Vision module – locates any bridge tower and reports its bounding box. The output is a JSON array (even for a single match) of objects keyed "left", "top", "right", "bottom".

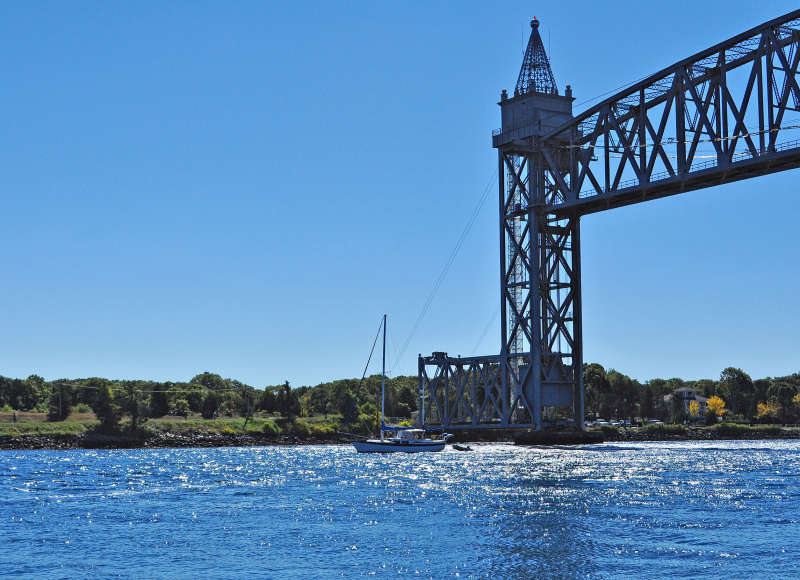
[
  {"left": 492, "top": 18, "right": 582, "bottom": 431},
  {"left": 419, "top": 9, "right": 800, "bottom": 433}
]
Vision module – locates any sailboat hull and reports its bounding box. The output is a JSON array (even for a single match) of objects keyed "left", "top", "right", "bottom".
[{"left": 352, "top": 440, "right": 445, "bottom": 453}]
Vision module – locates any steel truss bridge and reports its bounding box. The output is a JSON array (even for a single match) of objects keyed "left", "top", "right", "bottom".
[{"left": 418, "top": 10, "right": 800, "bottom": 431}]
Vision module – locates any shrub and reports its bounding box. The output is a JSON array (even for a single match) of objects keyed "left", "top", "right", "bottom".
[
  {"left": 640, "top": 423, "right": 687, "bottom": 437},
  {"left": 355, "top": 413, "right": 377, "bottom": 435},
  {"left": 290, "top": 421, "right": 310, "bottom": 438},
  {"left": 309, "top": 423, "right": 337, "bottom": 439},
  {"left": 262, "top": 420, "right": 281, "bottom": 438},
  {"left": 711, "top": 423, "right": 782, "bottom": 438},
  {"left": 595, "top": 425, "right": 620, "bottom": 438}
]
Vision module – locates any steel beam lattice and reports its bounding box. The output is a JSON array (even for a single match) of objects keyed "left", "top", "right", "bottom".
[
  {"left": 420, "top": 10, "right": 800, "bottom": 432},
  {"left": 523, "top": 11, "right": 800, "bottom": 216}
]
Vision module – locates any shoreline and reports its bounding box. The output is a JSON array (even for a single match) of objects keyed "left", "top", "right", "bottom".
[
  {"left": 3, "top": 425, "right": 800, "bottom": 450},
  {"left": 0, "top": 432, "right": 339, "bottom": 451}
]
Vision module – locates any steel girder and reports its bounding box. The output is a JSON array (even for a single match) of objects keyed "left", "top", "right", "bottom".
[
  {"left": 418, "top": 353, "right": 513, "bottom": 429},
  {"left": 419, "top": 10, "right": 800, "bottom": 433},
  {"left": 538, "top": 10, "right": 800, "bottom": 216},
  {"left": 498, "top": 148, "right": 584, "bottom": 431}
]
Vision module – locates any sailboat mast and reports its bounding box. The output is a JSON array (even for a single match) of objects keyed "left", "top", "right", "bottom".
[{"left": 380, "top": 314, "right": 386, "bottom": 442}]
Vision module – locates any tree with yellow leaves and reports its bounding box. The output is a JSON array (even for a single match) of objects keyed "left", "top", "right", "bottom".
[
  {"left": 706, "top": 395, "right": 726, "bottom": 418},
  {"left": 756, "top": 399, "right": 781, "bottom": 422},
  {"left": 688, "top": 400, "right": 700, "bottom": 417}
]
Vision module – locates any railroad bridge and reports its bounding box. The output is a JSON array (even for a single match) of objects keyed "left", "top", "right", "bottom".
[{"left": 418, "top": 10, "right": 800, "bottom": 431}]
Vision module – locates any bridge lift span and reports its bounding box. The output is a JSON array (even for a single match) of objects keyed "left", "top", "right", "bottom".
[{"left": 418, "top": 10, "right": 800, "bottom": 432}]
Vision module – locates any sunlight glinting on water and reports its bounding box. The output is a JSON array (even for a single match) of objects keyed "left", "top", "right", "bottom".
[{"left": 3, "top": 441, "right": 800, "bottom": 578}]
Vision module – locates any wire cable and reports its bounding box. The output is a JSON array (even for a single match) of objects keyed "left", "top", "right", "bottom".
[
  {"left": 390, "top": 170, "right": 496, "bottom": 375},
  {"left": 470, "top": 309, "right": 499, "bottom": 355}
]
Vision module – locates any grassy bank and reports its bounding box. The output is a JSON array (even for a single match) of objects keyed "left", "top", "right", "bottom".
[
  {"left": 0, "top": 411, "right": 345, "bottom": 443},
  {"left": 4, "top": 413, "right": 800, "bottom": 450}
]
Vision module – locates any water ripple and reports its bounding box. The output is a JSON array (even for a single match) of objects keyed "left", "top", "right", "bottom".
[{"left": 1, "top": 441, "right": 800, "bottom": 577}]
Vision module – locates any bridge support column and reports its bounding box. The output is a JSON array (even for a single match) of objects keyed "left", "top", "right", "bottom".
[
  {"left": 496, "top": 150, "right": 584, "bottom": 430},
  {"left": 529, "top": 150, "right": 583, "bottom": 429}
]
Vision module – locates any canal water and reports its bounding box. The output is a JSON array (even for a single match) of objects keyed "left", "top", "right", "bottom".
[{"left": 2, "top": 441, "right": 799, "bottom": 578}]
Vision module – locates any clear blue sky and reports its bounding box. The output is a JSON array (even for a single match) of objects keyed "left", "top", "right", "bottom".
[{"left": 1, "top": 1, "right": 798, "bottom": 387}]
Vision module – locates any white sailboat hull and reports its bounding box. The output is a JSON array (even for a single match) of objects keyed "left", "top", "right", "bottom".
[{"left": 352, "top": 440, "right": 445, "bottom": 453}]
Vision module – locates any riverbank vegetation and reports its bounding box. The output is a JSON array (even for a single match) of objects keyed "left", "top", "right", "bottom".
[
  {"left": 1, "top": 364, "right": 799, "bottom": 442},
  {"left": 583, "top": 364, "right": 800, "bottom": 425},
  {"left": 0, "top": 371, "right": 417, "bottom": 439}
]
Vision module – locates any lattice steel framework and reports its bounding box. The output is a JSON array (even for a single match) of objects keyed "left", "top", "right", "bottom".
[
  {"left": 420, "top": 10, "right": 800, "bottom": 431},
  {"left": 532, "top": 10, "right": 800, "bottom": 214},
  {"left": 516, "top": 17, "right": 558, "bottom": 96}
]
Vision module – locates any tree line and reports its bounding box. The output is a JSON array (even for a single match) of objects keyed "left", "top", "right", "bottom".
[
  {"left": 2, "top": 364, "right": 798, "bottom": 431},
  {"left": 584, "top": 364, "right": 800, "bottom": 424},
  {"left": 0, "top": 371, "right": 419, "bottom": 433}
]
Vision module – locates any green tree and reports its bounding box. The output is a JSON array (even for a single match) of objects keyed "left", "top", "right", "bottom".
[
  {"left": 583, "top": 363, "right": 610, "bottom": 418},
  {"left": 182, "top": 383, "right": 206, "bottom": 412},
  {"left": 190, "top": 372, "right": 229, "bottom": 391},
  {"left": 767, "top": 381, "right": 797, "bottom": 423},
  {"left": 21, "top": 374, "right": 49, "bottom": 411},
  {"left": 718, "top": 367, "right": 755, "bottom": 418},
  {"left": 47, "top": 382, "right": 73, "bottom": 421},
  {"left": 172, "top": 398, "right": 190, "bottom": 418},
  {"left": 277, "top": 381, "right": 300, "bottom": 421},
  {"left": 694, "top": 379, "right": 717, "bottom": 399},
  {"left": 90, "top": 379, "right": 121, "bottom": 432},
  {"left": 607, "top": 370, "right": 639, "bottom": 422},
  {"left": 202, "top": 392, "right": 220, "bottom": 419},
  {"left": 753, "top": 378, "right": 771, "bottom": 408},
  {"left": 671, "top": 393, "right": 687, "bottom": 424},
  {"left": 149, "top": 388, "right": 169, "bottom": 417},
  {"left": 260, "top": 387, "right": 278, "bottom": 413},
  {"left": 639, "top": 384, "right": 655, "bottom": 420},
  {"left": 119, "top": 381, "right": 147, "bottom": 432}
]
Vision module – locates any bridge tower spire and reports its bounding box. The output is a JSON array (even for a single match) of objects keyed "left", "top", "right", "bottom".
[
  {"left": 516, "top": 17, "right": 558, "bottom": 96},
  {"left": 492, "top": 16, "right": 582, "bottom": 432}
]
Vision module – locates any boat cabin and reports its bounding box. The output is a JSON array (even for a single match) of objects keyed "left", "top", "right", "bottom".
[{"left": 390, "top": 429, "right": 426, "bottom": 442}]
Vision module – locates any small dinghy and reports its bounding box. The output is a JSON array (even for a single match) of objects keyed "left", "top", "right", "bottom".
[{"left": 452, "top": 444, "right": 472, "bottom": 452}]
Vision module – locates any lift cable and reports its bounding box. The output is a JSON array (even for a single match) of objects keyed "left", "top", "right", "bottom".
[
  {"left": 389, "top": 170, "right": 497, "bottom": 375},
  {"left": 470, "top": 308, "right": 500, "bottom": 355}
]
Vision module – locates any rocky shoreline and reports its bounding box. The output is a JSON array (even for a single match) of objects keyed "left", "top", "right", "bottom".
[
  {"left": 0, "top": 432, "right": 339, "bottom": 451},
  {"left": 596, "top": 426, "right": 800, "bottom": 442},
  {"left": 3, "top": 424, "right": 800, "bottom": 450}
]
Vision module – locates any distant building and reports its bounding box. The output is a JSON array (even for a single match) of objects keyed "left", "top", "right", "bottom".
[{"left": 663, "top": 386, "right": 708, "bottom": 415}]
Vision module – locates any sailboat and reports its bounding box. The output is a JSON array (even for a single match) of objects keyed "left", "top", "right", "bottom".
[{"left": 352, "top": 315, "right": 451, "bottom": 453}]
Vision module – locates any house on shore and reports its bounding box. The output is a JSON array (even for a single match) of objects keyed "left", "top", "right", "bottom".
[{"left": 663, "top": 386, "right": 708, "bottom": 415}]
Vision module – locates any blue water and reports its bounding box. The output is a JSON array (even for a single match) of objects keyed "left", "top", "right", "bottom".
[{"left": 2, "top": 441, "right": 800, "bottom": 578}]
